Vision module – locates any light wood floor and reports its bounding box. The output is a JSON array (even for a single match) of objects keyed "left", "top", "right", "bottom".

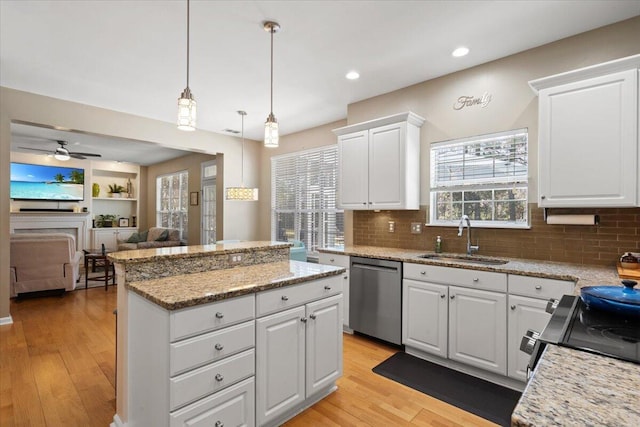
[{"left": 1, "top": 288, "right": 495, "bottom": 427}]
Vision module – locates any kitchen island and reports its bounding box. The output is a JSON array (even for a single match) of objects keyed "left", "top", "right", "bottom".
[{"left": 108, "top": 241, "right": 345, "bottom": 427}]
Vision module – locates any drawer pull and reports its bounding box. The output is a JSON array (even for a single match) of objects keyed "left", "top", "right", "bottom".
[
  {"left": 344, "top": 275, "right": 348, "bottom": 280},
  {"left": 535, "top": 285, "right": 542, "bottom": 290},
  {"left": 324, "top": 285, "right": 332, "bottom": 290},
  {"left": 214, "top": 343, "right": 224, "bottom": 351},
  {"left": 215, "top": 312, "right": 224, "bottom": 319},
  {"left": 281, "top": 296, "right": 289, "bottom": 301},
  {"left": 420, "top": 271, "right": 426, "bottom": 275},
  {"left": 473, "top": 278, "right": 479, "bottom": 282},
  {"left": 215, "top": 421, "right": 224, "bottom": 427},
  {"left": 309, "top": 313, "right": 317, "bottom": 320},
  {"left": 330, "top": 258, "right": 335, "bottom": 262},
  {"left": 215, "top": 373, "right": 224, "bottom": 382},
  {"left": 300, "top": 317, "right": 307, "bottom": 323}
]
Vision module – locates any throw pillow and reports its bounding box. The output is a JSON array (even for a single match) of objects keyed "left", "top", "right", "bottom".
[
  {"left": 126, "top": 232, "right": 141, "bottom": 243},
  {"left": 155, "top": 229, "right": 169, "bottom": 242},
  {"left": 139, "top": 230, "right": 149, "bottom": 242}
]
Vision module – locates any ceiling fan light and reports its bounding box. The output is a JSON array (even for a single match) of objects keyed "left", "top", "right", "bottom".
[
  {"left": 54, "top": 152, "right": 70, "bottom": 161},
  {"left": 177, "top": 88, "right": 197, "bottom": 131},
  {"left": 264, "top": 113, "right": 279, "bottom": 148}
]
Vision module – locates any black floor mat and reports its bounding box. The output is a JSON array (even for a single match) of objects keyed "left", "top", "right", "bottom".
[{"left": 372, "top": 352, "right": 521, "bottom": 426}]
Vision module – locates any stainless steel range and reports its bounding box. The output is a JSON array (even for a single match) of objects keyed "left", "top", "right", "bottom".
[{"left": 522, "top": 294, "right": 640, "bottom": 378}]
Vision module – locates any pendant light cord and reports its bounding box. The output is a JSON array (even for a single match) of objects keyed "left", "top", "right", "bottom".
[
  {"left": 186, "top": 0, "right": 190, "bottom": 89},
  {"left": 241, "top": 112, "right": 245, "bottom": 186},
  {"left": 270, "top": 26, "right": 274, "bottom": 115}
]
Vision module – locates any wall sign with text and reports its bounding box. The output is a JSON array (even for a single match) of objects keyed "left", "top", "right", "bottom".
[{"left": 453, "top": 92, "right": 492, "bottom": 110}]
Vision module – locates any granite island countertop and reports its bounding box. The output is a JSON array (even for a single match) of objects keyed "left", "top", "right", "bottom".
[
  {"left": 126, "top": 260, "right": 345, "bottom": 310},
  {"left": 511, "top": 345, "right": 640, "bottom": 426},
  {"left": 319, "top": 245, "right": 622, "bottom": 290}
]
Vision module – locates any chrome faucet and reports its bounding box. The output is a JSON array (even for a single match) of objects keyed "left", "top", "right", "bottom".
[{"left": 458, "top": 215, "right": 479, "bottom": 255}]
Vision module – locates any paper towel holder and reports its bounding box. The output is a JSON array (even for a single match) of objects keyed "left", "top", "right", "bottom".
[{"left": 543, "top": 208, "right": 599, "bottom": 225}]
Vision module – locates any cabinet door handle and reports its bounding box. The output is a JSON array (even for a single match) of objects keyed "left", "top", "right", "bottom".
[
  {"left": 362, "top": 202, "right": 367, "bottom": 205},
  {"left": 535, "top": 285, "right": 542, "bottom": 290},
  {"left": 511, "top": 305, "right": 517, "bottom": 310},
  {"left": 343, "top": 275, "right": 348, "bottom": 280},
  {"left": 300, "top": 317, "right": 307, "bottom": 323},
  {"left": 309, "top": 313, "right": 317, "bottom": 320},
  {"left": 281, "top": 296, "right": 289, "bottom": 301},
  {"left": 215, "top": 312, "right": 224, "bottom": 319},
  {"left": 214, "top": 343, "right": 224, "bottom": 351},
  {"left": 450, "top": 295, "right": 455, "bottom": 300},
  {"left": 541, "top": 195, "right": 546, "bottom": 200},
  {"left": 324, "top": 285, "right": 332, "bottom": 290},
  {"left": 215, "top": 421, "right": 224, "bottom": 427},
  {"left": 215, "top": 373, "right": 224, "bottom": 382},
  {"left": 440, "top": 294, "right": 446, "bottom": 299}
]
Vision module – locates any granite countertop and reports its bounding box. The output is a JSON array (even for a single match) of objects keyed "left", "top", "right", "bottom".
[
  {"left": 126, "top": 260, "right": 345, "bottom": 310},
  {"left": 511, "top": 345, "right": 640, "bottom": 426},
  {"left": 319, "top": 245, "right": 622, "bottom": 290},
  {"left": 109, "top": 240, "right": 292, "bottom": 264}
]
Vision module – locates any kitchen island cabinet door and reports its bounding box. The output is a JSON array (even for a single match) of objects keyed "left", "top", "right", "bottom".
[
  {"left": 507, "top": 295, "right": 550, "bottom": 382},
  {"left": 402, "top": 279, "right": 448, "bottom": 358},
  {"left": 538, "top": 68, "right": 638, "bottom": 207},
  {"left": 256, "top": 306, "right": 306, "bottom": 426},
  {"left": 305, "top": 295, "right": 343, "bottom": 398},
  {"left": 448, "top": 286, "right": 507, "bottom": 375}
]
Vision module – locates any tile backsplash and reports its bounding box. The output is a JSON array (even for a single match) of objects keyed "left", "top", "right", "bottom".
[{"left": 353, "top": 205, "right": 640, "bottom": 267}]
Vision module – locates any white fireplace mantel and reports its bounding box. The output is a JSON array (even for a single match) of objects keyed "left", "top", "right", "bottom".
[{"left": 10, "top": 212, "right": 91, "bottom": 251}]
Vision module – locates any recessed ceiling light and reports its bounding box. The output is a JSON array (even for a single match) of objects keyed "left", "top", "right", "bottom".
[
  {"left": 346, "top": 71, "right": 360, "bottom": 80},
  {"left": 452, "top": 47, "right": 469, "bottom": 57}
]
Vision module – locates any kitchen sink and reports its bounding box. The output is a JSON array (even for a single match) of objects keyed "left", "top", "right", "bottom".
[{"left": 417, "top": 254, "right": 509, "bottom": 266}]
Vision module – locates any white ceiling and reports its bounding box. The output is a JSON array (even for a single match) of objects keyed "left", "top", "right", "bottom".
[{"left": 2, "top": 0, "right": 639, "bottom": 162}]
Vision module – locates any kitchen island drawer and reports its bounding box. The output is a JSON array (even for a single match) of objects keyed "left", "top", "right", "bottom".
[
  {"left": 256, "top": 275, "right": 342, "bottom": 317},
  {"left": 404, "top": 262, "right": 507, "bottom": 292},
  {"left": 170, "top": 294, "right": 255, "bottom": 342},
  {"left": 170, "top": 320, "right": 255, "bottom": 376},
  {"left": 508, "top": 275, "right": 575, "bottom": 300},
  {"left": 170, "top": 348, "right": 255, "bottom": 411},
  {"left": 318, "top": 253, "right": 350, "bottom": 268},
  {"left": 170, "top": 376, "right": 255, "bottom": 427}
]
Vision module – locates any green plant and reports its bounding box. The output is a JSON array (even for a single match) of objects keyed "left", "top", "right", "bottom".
[
  {"left": 97, "top": 214, "right": 118, "bottom": 227},
  {"left": 108, "top": 183, "right": 125, "bottom": 193}
]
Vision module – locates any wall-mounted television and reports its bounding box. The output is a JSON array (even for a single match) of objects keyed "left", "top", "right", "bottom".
[{"left": 10, "top": 162, "right": 85, "bottom": 201}]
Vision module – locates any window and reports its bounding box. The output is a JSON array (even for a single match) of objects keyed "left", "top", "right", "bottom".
[
  {"left": 156, "top": 170, "right": 189, "bottom": 240},
  {"left": 271, "top": 146, "right": 344, "bottom": 254},
  {"left": 430, "top": 128, "right": 528, "bottom": 228}
]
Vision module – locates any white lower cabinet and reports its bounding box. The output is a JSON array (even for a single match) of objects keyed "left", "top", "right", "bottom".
[
  {"left": 507, "top": 275, "right": 574, "bottom": 381},
  {"left": 91, "top": 227, "right": 136, "bottom": 251},
  {"left": 256, "top": 278, "right": 342, "bottom": 427},
  {"left": 317, "top": 253, "right": 351, "bottom": 330},
  {"left": 402, "top": 279, "right": 448, "bottom": 358},
  {"left": 448, "top": 286, "right": 507, "bottom": 375}
]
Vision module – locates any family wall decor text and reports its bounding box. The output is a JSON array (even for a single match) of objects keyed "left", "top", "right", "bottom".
[{"left": 453, "top": 91, "right": 492, "bottom": 110}]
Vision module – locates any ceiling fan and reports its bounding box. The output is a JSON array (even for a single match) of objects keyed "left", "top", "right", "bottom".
[{"left": 19, "top": 140, "right": 102, "bottom": 160}]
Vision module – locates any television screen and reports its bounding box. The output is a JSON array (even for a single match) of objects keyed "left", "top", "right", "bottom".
[{"left": 10, "top": 162, "right": 85, "bottom": 201}]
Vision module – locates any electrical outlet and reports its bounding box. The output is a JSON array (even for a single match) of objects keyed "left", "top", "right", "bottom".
[
  {"left": 411, "top": 222, "right": 422, "bottom": 234},
  {"left": 228, "top": 253, "right": 242, "bottom": 264},
  {"left": 388, "top": 221, "right": 395, "bottom": 233}
]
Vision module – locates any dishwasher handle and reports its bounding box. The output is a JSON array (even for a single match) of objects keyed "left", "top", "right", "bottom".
[{"left": 351, "top": 262, "right": 399, "bottom": 273}]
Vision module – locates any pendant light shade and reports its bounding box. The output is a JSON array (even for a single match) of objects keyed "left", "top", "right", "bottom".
[
  {"left": 177, "top": 0, "right": 196, "bottom": 131},
  {"left": 263, "top": 21, "right": 280, "bottom": 148},
  {"left": 225, "top": 111, "right": 259, "bottom": 201}
]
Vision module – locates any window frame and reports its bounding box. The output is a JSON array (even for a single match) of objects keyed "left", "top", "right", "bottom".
[
  {"left": 156, "top": 169, "right": 189, "bottom": 240},
  {"left": 429, "top": 128, "right": 529, "bottom": 229},
  {"left": 271, "top": 145, "right": 344, "bottom": 255}
]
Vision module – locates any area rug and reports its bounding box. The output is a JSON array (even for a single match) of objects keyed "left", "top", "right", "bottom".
[{"left": 372, "top": 352, "right": 521, "bottom": 426}]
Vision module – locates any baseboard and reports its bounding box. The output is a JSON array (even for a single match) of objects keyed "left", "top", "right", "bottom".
[{"left": 0, "top": 315, "right": 14, "bottom": 326}]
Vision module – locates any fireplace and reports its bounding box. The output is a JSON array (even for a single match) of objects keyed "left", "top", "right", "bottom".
[{"left": 10, "top": 212, "right": 91, "bottom": 251}]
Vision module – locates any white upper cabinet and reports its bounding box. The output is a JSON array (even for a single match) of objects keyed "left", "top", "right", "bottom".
[
  {"left": 530, "top": 55, "right": 640, "bottom": 207},
  {"left": 334, "top": 112, "right": 424, "bottom": 210}
]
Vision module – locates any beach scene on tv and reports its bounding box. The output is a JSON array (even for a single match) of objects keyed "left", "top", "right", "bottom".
[{"left": 10, "top": 163, "right": 85, "bottom": 201}]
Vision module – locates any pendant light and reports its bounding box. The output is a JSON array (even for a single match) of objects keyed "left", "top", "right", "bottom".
[
  {"left": 263, "top": 21, "right": 280, "bottom": 148},
  {"left": 177, "top": 0, "right": 196, "bottom": 131},
  {"left": 225, "top": 111, "right": 259, "bottom": 201}
]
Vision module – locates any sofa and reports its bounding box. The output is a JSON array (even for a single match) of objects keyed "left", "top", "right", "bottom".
[
  {"left": 10, "top": 233, "right": 82, "bottom": 297},
  {"left": 117, "top": 227, "right": 181, "bottom": 250}
]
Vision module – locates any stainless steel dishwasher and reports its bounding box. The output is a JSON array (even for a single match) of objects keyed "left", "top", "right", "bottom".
[{"left": 349, "top": 256, "right": 402, "bottom": 345}]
